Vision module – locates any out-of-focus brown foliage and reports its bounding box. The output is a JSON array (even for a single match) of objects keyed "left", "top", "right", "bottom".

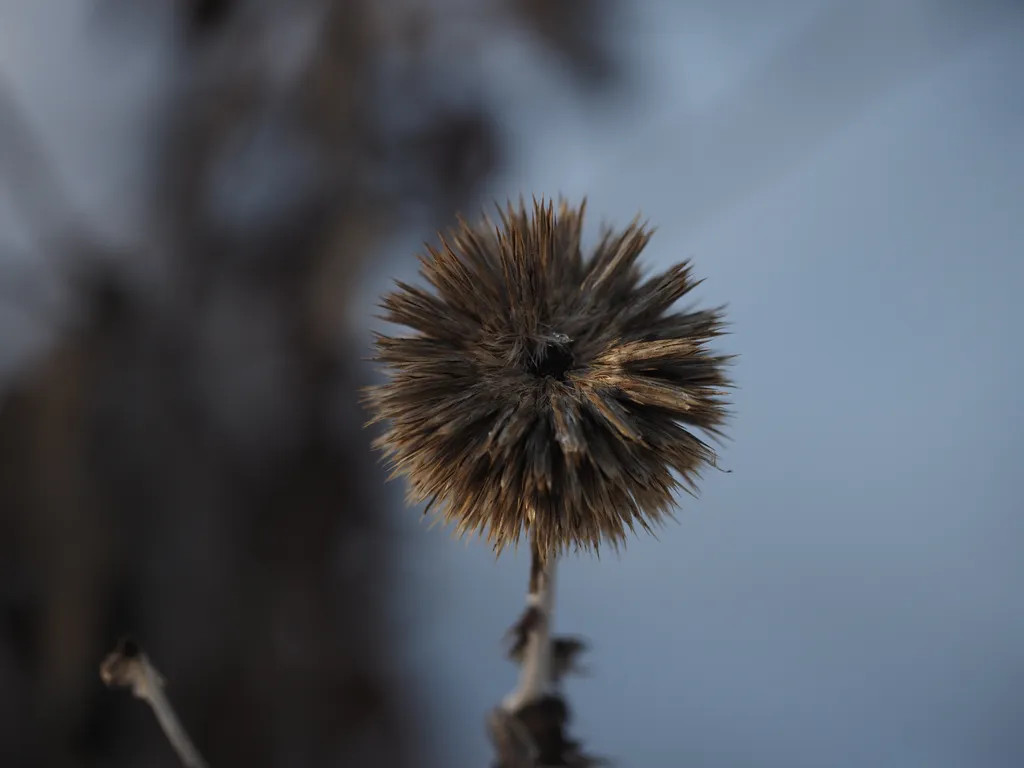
[
  {"left": 506, "top": 0, "right": 619, "bottom": 90},
  {"left": 0, "top": 1, "right": 620, "bottom": 767}
]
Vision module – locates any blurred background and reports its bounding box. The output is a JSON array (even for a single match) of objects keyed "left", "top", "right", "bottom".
[{"left": 0, "top": 1, "right": 1022, "bottom": 767}]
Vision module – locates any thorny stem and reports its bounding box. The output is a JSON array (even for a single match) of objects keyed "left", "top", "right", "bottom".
[
  {"left": 503, "top": 539, "right": 557, "bottom": 712},
  {"left": 100, "top": 639, "right": 209, "bottom": 768}
]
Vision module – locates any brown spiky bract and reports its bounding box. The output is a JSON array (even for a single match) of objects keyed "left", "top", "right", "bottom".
[{"left": 366, "top": 198, "right": 732, "bottom": 555}]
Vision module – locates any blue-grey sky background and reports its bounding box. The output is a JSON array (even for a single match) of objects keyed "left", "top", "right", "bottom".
[
  {"left": 381, "top": 4, "right": 1024, "bottom": 767},
  {"left": 1, "top": 2, "right": 1022, "bottom": 767}
]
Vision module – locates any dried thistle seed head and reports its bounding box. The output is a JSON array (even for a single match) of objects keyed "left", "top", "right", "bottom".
[{"left": 365, "top": 197, "right": 732, "bottom": 555}]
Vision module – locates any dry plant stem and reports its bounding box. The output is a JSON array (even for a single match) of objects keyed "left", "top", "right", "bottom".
[
  {"left": 100, "top": 641, "right": 209, "bottom": 768},
  {"left": 141, "top": 671, "right": 208, "bottom": 768},
  {"left": 503, "top": 540, "right": 557, "bottom": 712}
]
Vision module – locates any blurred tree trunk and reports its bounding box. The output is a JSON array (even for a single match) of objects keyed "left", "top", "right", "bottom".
[{"left": 0, "top": 1, "right": 619, "bottom": 766}]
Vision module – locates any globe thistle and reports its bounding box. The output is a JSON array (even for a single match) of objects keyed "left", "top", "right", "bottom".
[{"left": 366, "top": 197, "right": 731, "bottom": 556}]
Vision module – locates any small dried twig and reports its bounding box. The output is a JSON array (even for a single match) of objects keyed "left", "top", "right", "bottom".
[{"left": 99, "top": 638, "right": 209, "bottom": 768}]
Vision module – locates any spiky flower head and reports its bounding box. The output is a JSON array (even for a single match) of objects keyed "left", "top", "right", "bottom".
[{"left": 366, "top": 198, "right": 731, "bottom": 555}]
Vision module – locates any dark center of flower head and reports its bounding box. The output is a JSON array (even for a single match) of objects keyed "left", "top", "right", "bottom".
[{"left": 525, "top": 333, "right": 575, "bottom": 381}]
